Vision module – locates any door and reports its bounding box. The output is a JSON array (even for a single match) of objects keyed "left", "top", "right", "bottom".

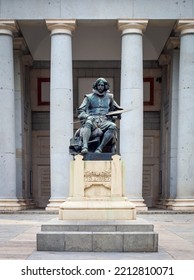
[
  {"left": 143, "top": 130, "right": 160, "bottom": 207},
  {"left": 32, "top": 131, "right": 50, "bottom": 208}
]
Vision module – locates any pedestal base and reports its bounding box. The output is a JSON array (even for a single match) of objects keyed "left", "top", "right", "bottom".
[
  {"left": 59, "top": 198, "right": 136, "bottom": 220},
  {"left": 37, "top": 219, "right": 158, "bottom": 252},
  {"left": 37, "top": 154, "right": 158, "bottom": 252}
]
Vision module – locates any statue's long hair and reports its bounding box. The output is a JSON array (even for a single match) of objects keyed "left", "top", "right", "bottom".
[{"left": 92, "top": 77, "right": 110, "bottom": 91}]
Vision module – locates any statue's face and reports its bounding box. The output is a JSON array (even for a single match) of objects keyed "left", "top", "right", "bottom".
[{"left": 97, "top": 81, "right": 105, "bottom": 94}]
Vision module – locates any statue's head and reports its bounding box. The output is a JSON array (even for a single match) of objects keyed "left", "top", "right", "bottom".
[{"left": 93, "top": 78, "right": 110, "bottom": 95}]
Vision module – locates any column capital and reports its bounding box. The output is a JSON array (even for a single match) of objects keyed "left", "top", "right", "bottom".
[
  {"left": 22, "top": 54, "right": 33, "bottom": 66},
  {"left": 13, "top": 37, "right": 27, "bottom": 51},
  {"left": 176, "top": 20, "right": 194, "bottom": 35},
  {"left": 46, "top": 19, "right": 76, "bottom": 35},
  {"left": 166, "top": 37, "right": 180, "bottom": 50},
  {"left": 0, "top": 20, "right": 18, "bottom": 36},
  {"left": 118, "top": 19, "right": 148, "bottom": 35},
  {"left": 159, "top": 54, "right": 171, "bottom": 66}
]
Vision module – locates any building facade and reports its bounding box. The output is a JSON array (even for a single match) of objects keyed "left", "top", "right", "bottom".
[{"left": 0, "top": 0, "right": 194, "bottom": 211}]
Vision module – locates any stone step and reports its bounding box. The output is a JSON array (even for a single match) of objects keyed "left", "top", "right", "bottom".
[
  {"left": 37, "top": 231, "right": 158, "bottom": 252},
  {"left": 41, "top": 223, "right": 154, "bottom": 232}
]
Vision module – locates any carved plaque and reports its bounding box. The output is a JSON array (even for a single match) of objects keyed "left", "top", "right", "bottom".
[{"left": 84, "top": 168, "right": 111, "bottom": 197}]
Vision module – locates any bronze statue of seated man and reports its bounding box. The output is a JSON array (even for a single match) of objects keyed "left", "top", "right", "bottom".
[{"left": 69, "top": 77, "right": 123, "bottom": 155}]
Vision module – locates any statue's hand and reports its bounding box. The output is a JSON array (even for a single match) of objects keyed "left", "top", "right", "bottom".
[
  {"left": 87, "top": 116, "right": 95, "bottom": 122},
  {"left": 78, "top": 112, "right": 88, "bottom": 120}
]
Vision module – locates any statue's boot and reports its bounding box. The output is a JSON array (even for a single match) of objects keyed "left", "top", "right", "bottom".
[
  {"left": 81, "top": 126, "right": 91, "bottom": 154},
  {"left": 95, "top": 129, "right": 115, "bottom": 153}
]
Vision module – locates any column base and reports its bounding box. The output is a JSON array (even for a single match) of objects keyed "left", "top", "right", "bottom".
[
  {"left": 0, "top": 198, "right": 35, "bottom": 211},
  {"left": 127, "top": 198, "right": 148, "bottom": 211},
  {"left": 46, "top": 198, "right": 65, "bottom": 211},
  {"left": 158, "top": 199, "right": 194, "bottom": 211}
]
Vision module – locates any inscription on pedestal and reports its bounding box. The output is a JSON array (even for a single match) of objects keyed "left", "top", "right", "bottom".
[
  {"left": 84, "top": 168, "right": 111, "bottom": 197},
  {"left": 84, "top": 169, "right": 111, "bottom": 182}
]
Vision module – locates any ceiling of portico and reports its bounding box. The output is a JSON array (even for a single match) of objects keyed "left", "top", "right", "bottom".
[{"left": 17, "top": 19, "right": 176, "bottom": 61}]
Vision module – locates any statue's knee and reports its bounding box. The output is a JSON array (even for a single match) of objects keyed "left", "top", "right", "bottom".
[
  {"left": 84, "top": 120, "right": 93, "bottom": 129},
  {"left": 109, "top": 123, "right": 117, "bottom": 130}
]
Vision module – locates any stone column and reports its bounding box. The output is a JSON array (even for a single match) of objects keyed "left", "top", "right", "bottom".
[
  {"left": 46, "top": 20, "right": 76, "bottom": 210},
  {"left": 13, "top": 39, "right": 27, "bottom": 201},
  {"left": 156, "top": 54, "right": 169, "bottom": 207},
  {"left": 0, "top": 21, "right": 22, "bottom": 210},
  {"left": 118, "top": 20, "right": 148, "bottom": 210},
  {"left": 172, "top": 20, "right": 194, "bottom": 210},
  {"left": 13, "top": 39, "right": 33, "bottom": 209},
  {"left": 160, "top": 39, "right": 180, "bottom": 209},
  {"left": 21, "top": 54, "right": 33, "bottom": 203}
]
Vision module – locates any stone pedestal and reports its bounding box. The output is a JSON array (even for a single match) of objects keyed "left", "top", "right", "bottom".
[
  {"left": 37, "top": 154, "right": 158, "bottom": 252},
  {"left": 59, "top": 154, "right": 136, "bottom": 220}
]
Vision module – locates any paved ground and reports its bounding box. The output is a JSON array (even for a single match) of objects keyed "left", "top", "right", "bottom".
[{"left": 0, "top": 210, "right": 194, "bottom": 260}]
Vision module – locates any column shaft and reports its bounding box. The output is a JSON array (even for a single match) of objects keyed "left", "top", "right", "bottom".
[
  {"left": 177, "top": 22, "right": 194, "bottom": 198},
  {"left": 169, "top": 20, "right": 194, "bottom": 210},
  {"left": 168, "top": 50, "right": 179, "bottom": 198},
  {"left": 157, "top": 48, "right": 179, "bottom": 209},
  {"left": 118, "top": 20, "right": 148, "bottom": 210},
  {"left": 46, "top": 20, "right": 76, "bottom": 210},
  {"left": 0, "top": 26, "right": 16, "bottom": 199},
  {"left": 14, "top": 49, "right": 24, "bottom": 198}
]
